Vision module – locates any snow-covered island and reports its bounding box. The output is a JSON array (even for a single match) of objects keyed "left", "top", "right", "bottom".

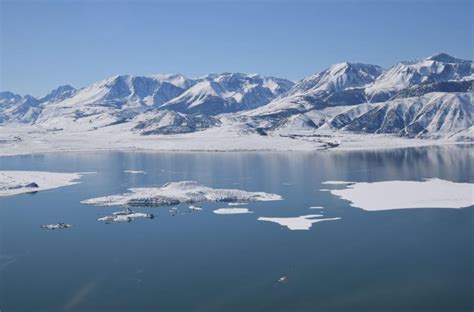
[
  {"left": 41, "top": 223, "right": 71, "bottom": 230},
  {"left": 97, "top": 208, "right": 155, "bottom": 223},
  {"left": 81, "top": 181, "right": 282, "bottom": 207},
  {"left": 323, "top": 178, "right": 474, "bottom": 211},
  {"left": 0, "top": 171, "right": 84, "bottom": 197}
]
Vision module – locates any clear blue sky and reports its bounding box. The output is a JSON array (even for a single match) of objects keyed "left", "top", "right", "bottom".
[{"left": 1, "top": 0, "right": 472, "bottom": 96}]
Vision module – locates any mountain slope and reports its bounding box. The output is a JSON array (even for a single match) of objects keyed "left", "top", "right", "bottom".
[
  {"left": 246, "top": 63, "right": 383, "bottom": 116},
  {"left": 132, "top": 110, "right": 220, "bottom": 135},
  {"left": 326, "top": 92, "right": 472, "bottom": 138},
  {"left": 0, "top": 92, "right": 41, "bottom": 124}
]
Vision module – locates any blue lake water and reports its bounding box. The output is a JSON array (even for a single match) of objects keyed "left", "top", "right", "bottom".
[{"left": 0, "top": 146, "right": 472, "bottom": 311}]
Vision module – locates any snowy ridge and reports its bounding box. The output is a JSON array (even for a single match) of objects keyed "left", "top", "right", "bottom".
[
  {"left": 161, "top": 73, "right": 294, "bottom": 115},
  {"left": 365, "top": 53, "right": 473, "bottom": 102},
  {"left": 287, "top": 62, "right": 383, "bottom": 96}
]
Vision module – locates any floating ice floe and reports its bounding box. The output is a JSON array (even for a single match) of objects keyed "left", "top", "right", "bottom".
[
  {"left": 277, "top": 276, "right": 287, "bottom": 283},
  {"left": 41, "top": 223, "right": 71, "bottom": 230},
  {"left": 227, "top": 202, "right": 247, "bottom": 206},
  {"left": 213, "top": 208, "right": 253, "bottom": 214},
  {"left": 322, "top": 181, "right": 354, "bottom": 185},
  {"left": 0, "top": 171, "right": 84, "bottom": 197},
  {"left": 309, "top": 206, "right": 324, "bottom": 209},
  {"left": 189, "top": 205, "right": 203, "bottom": 211},
  {"left": 82, "top": 181, "right": 282, "bottom": 207},
  {"left": 98, "top": 208, "right": 154, "bottom": 223},
  {"left": 324, "top": 178, "right": 474, "bottom": 211},
  {"left": 124, "top": 170, "right": 146, "bottom": 174},
  {"left": 98, "top": 215, "right": 132, "bottom": 223},
  {"left": 258, "top": 214, "right": 341, "bottom": 230}
]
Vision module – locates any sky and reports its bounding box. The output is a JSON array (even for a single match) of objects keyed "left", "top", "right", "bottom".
[{"left": 1, "top": 0, "right": 472, "bottom": 96}]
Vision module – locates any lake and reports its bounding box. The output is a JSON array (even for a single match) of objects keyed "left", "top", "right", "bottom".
[{"left": 0, "top": 146, "right": 472, "bottom": 312}]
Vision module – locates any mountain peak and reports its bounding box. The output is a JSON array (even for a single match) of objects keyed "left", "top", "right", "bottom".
[
  {"left": 0, "top": 91, "right": 22, "bottom": 101},
  {"left": 289, "top": 62, "right": 383, "bottom": 96},
  {"left": 427, "top": 53, "right": 466, "bottom": 63},
  {"left": 40, "top": 84, "right": 77, "bottom": 103},
  {"left": 51, "top": 85, "right": 76, "bottom": 94},
  {"left": 328, "top": 62, "right": 383, "bottom": 74}
]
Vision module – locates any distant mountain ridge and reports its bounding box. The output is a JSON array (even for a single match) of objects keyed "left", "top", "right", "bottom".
[{"left": 1, "top": 53, "right": 472, "bottom": 140}]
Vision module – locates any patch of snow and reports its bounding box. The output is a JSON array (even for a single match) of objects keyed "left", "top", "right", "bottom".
[
  {"left": 81, "top": 181, "right": 282, "bottom": 207},
  {"left": 325, "top": 178, "right": 474, "bottom": 211},
  {"left": 258, "top": 214, "right": 341, "bottom": 230},
  {"left": 0, "top": 171, "right": 83, "bottom": 197},
  {"left": 213, "top": 208, "right": 253, "bottom": 214}
]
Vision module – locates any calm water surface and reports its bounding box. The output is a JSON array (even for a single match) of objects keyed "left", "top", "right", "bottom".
[{"left": 0, "top": 146, "right": 472, "bottom": 312}]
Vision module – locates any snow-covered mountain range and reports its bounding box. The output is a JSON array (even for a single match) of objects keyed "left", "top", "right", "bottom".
[{"left": 1, "top": 53, "right": 472, "bottom": 148}]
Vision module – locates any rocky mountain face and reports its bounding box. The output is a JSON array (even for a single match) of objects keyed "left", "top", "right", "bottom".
[
  {"left": 1, "top": 53, "right": 472, "bottom": 140},
  {"left": 132, "top": 110, "right": 220, "bottom": 135},
  {"left": 326, "top": 92, "right": 472, "bottom": 138}
]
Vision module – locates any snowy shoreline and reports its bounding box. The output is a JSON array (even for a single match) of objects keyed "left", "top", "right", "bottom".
[{"left": 0, "top": 124, "right": 471, "bottom": 157}]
